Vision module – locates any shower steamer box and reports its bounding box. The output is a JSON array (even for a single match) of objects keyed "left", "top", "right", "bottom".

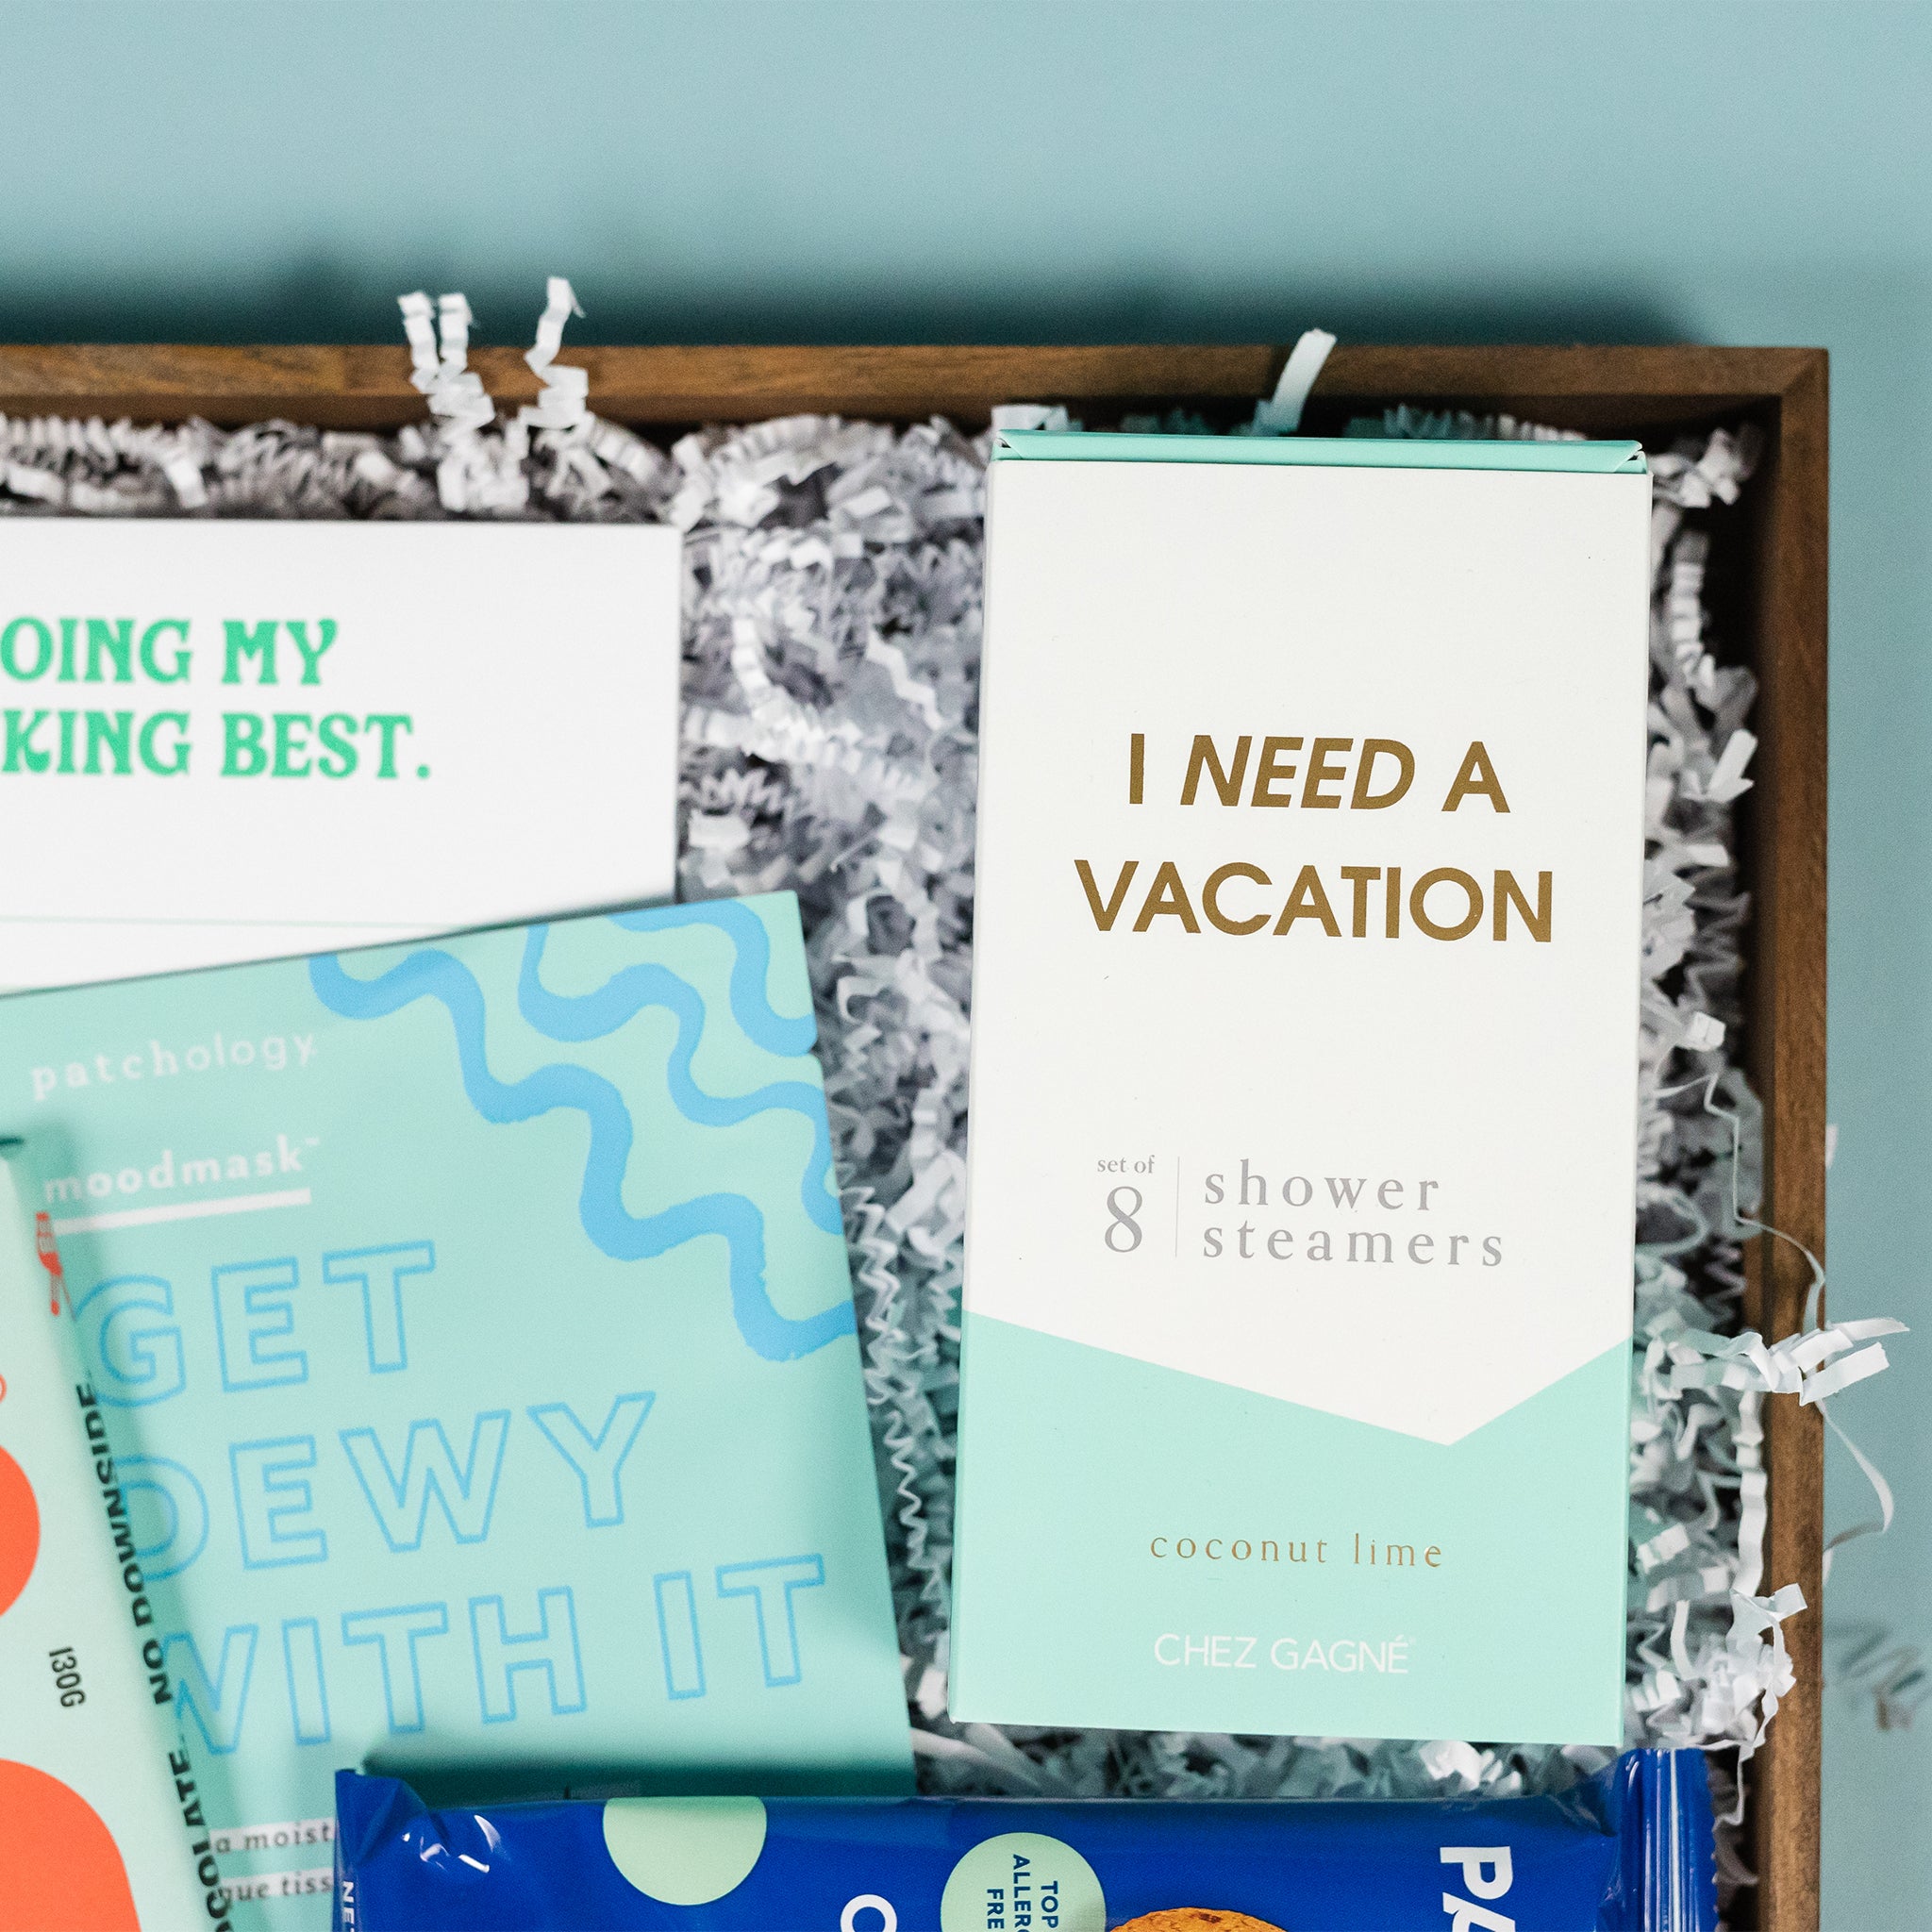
[{"left": 951, "top": 430, "right": 1653, "bottom": 1746}]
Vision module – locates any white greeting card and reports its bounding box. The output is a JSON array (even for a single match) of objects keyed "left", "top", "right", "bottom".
[{"left": 0, "top": 520, "right": 680, "bottom": 990}]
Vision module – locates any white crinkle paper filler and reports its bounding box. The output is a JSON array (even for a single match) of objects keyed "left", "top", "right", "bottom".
[{"left": 0, "top": 304, "right": 1906, "bottom": 1878}]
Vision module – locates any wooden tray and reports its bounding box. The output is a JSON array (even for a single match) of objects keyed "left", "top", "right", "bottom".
[{"left": 0, "top": 341, "right": 1829, "bottom": 1930}]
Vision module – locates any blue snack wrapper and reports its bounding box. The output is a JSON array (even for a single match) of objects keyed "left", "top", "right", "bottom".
[{"left": 333, "top": 1749, "right": 1715, "bottom": 1931}]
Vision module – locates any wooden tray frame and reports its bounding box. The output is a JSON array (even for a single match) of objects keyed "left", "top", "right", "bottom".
[{"left": 0, "top": 341, "right": 1828, "bottom": 1930}]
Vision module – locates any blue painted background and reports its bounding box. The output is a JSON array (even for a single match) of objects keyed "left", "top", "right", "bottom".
[{"left": 4, "top": 0, "right": 1927, "bottom": 1920}]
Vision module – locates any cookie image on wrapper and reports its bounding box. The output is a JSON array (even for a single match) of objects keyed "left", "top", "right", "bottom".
[{"left": 1116, "top": 1912, "right": 1288, "bottom": 1932}]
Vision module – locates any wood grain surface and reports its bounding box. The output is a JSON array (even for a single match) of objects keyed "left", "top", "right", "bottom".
[
  {"left": 0, "top": 340, "right": 1826, "bottom": 432},
  {"left": 0, "top": 341, "right": 1830, "bottom": 1930}
]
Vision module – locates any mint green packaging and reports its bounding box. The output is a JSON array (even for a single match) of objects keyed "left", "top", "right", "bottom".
[
  {"left": 0, "top": 895, "right": 910, "bottom": 1930},
  {"left": 952, "top": 432, "right": 1649, "bottom": 1745}
]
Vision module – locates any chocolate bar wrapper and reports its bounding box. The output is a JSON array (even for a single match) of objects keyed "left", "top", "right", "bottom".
[{"left": 0, "top": 1152, "right": 224, "bottom": 1929}]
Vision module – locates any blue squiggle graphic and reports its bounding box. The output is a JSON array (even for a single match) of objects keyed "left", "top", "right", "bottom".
[
  {"left": 515, "top": 926, "right": 841, "bottom": 1237},
  {"left": 610, "top": 900, "right": 816, "bottom": 1057},
  {"left": 308, "top": 950, "right": 853, "bottom": 1362}
]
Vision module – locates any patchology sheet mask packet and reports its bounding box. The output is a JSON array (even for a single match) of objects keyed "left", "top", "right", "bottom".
[
  {"left": 951, "top": 432, "right": 1652, "bottom": 1746},
  {"left": 0, "top": 520, "right": 680, "bottom": 991},
  {"left": 0, "top": 893, "right": 910, "bottom": 1930},
  {"left": 0, "top": 1158, "right": 218, "bottom": 1931}
]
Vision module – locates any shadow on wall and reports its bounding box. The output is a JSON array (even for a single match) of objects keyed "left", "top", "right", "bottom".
[{"left": 0, "top": 256, "right": 1693, "bottom": 349}]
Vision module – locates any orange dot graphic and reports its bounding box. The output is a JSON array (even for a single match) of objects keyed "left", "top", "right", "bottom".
[
  {"left": 0, "top": 1444, "right": 39, "bottom": 1617},
  {"left": 0, "top": 1761, "right": 142, "bottom": 1931}
]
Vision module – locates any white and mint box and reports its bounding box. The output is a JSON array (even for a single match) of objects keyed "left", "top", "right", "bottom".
[
  {"left": 951, "top": 431, "right": 1653, "bottom": 1745},
  {"left": 0, "top": 893, "right": 910, "bottom": 1929}
]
